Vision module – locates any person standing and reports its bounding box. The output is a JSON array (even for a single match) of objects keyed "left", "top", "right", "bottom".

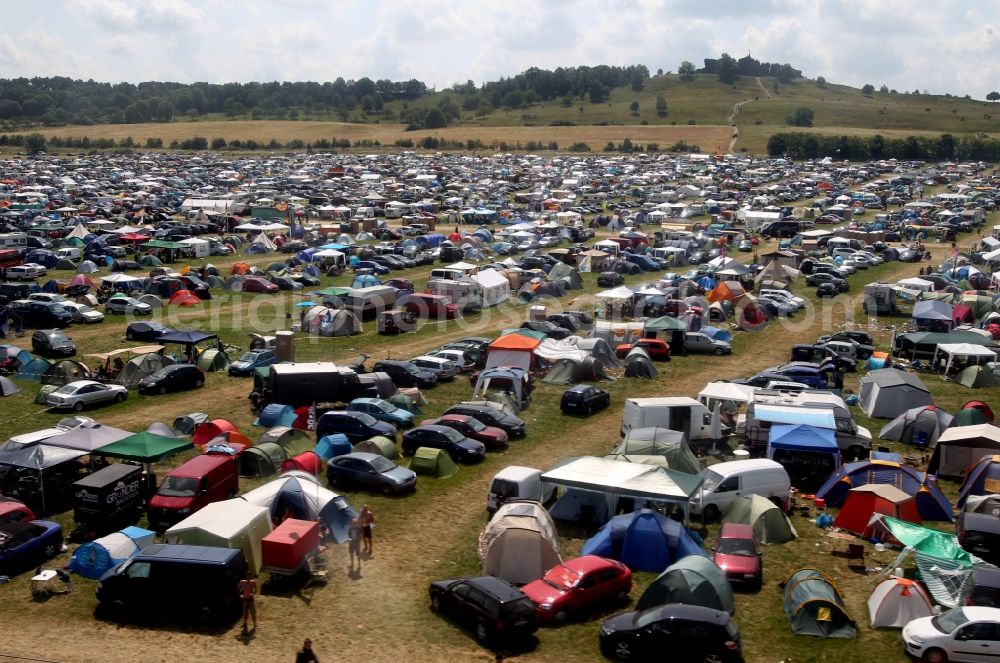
[
  {"left": 359, "top": 504, "right": 375, "bottom": 555},
  {"left": 296, "top": 638, "right": 319, "bottom": 663},
  {"left": 348, "top": 518, "right": 363, "bottom": 571},
  {"left": 238, "top": 571, "right": 258, "bottom": 632}
]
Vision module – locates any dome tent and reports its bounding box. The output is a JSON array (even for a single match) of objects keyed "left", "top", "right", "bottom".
[
  {"left": 581, "top": 509, "right": 707, "bottom": 573},
  {"left": 636, "top": 555, "right": 734, "bottom": 613},
  {"left": 781, "top": 568, "right": 856, "bottom": 638},
  {"left": 956, "top": 454, "right": 1000, "bottom": 507},
  {"left": 353, "top": 436, "right": 398, "bottom": 459},
  {"left": 238, "top": 442, "right": 288, "bottom": 478},
  {"left": 257, "top": 426, "right": 313, "bottom": 457},
  {"left": 68, "top": 526, "right": 155, "bottom": 579},
  {"left": 867, "top": 576, "right": 933, "bottom": 628},
  {"left": 192, "top": 419, "right": 239, "bottom": 446},
  {"left": 315, "top": 434, "right": 352, "bottom": 461},
  {"left": 878, "top": 405, "right": 954, "bottom": 447},
  {"left": 240, "top": 471, "right": 357, "bottom": 544},
  {"left": 410, "top": 446, "right": 458, "bottom": 478},
  {"left": 721, "top": 494, "right": 797, "bottom": 544},
  {"left": 478, "top": 501, "right": 561, "bottom": 584}
]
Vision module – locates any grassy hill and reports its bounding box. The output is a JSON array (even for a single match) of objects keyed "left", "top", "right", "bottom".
[{"left": 20, "top": 73, "right": 1000, "bottom": 154}]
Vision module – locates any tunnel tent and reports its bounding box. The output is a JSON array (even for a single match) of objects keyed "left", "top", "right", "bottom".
[
  {"left": 781, "top": 568, "right": 857, "bottom": 638},
  {"left": 257, "top": 426, "right": 313, "bottom": 457},
  {"left": 409, "top": 447, "right": 458, "bottom": 478},
  {"left": 191, "top": 419, "right": 239, "bottom": 446},
  {"left": 238, "top": 442, "right": 287, "bottom": 478},
  {"left": 353, "top": 436, "right": 398, "bottom": 459},
  {"left": 623, "top": 348, "right": 657, "bottom": 379},
  {"left": 636, "top": 554, "right": 734, "bottom": 613},
  {"left": 612, "top": 428, "right": 700, "bottom": 475}
]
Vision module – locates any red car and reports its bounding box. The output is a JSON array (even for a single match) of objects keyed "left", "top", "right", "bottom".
[
  {"left": 0, "top": 496, "right": 35, "bottom": 526},
  {"left": 614, "top": 338, "right": 670, "bottom": 361},
  {"left": 420, "top": 414, "right": 508, "bottom": 449},
  {"left": 522, "top": 555, "right": 632, "bottom": 622},
  {"left": 242, "top": 277, "right": 279, "bottom": 293},
  {"left": 711, "top": 523, "right": 762, "bottom": 590}
]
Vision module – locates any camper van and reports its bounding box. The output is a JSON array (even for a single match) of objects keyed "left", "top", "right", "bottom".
[
  {"left": 745, "top": 390, "right": 872, "bottom": 460},
  {"left": 345, "top": 285, "right": 396, "bottom": 319},
  {"left": 691, "top": 459, "right": 791, "bottom": 520},
  {"left": 863, "top": 282, "right": 897, "bottom": 314},
  {"left": 619, "top": 397, "right": 724, "bottom": 443},
  {"left": 487, "top": 466, "right": 557, "bottom": 515},
  {"left": 0, "top": 232, "right": 28, "bottom": 249},
  {"left": 424, "top": 278, "right": 483, "bottom": 312},
  {"left": 55, "top": 247, "right": 82, "bottom": 261}
]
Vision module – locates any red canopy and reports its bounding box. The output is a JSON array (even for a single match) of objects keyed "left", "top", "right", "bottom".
[{"left": 119, "top": 233, "right": 151, "bottom": 242}]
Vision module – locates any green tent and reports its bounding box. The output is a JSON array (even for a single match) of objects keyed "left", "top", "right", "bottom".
[
  {"left": 353, "top": 436, "right": 398, "bottom": 460},
  {"left": 612, "top": 429, "right": 700, "bottom": 475},
  {"left": 388, "top": 394, "right": 421, "bottom": 415},
  {"left": 238, "top": 441, "right": 287, "bottom": 478},
  {"left": 96, "top": 432, "right": 192, "bottom": 463},
  {"left": 257, "top": 426, "right": 312, "bottom": 456},
  {"left": 644, "top": 315, "right": 687, "bottom": 331},
  {"left": 782, "top": 568, "right": 856, "bottom": 638},
  {"left": 953, "top": 408, "right": 989, "bottom": 427},
  {"left": 197, "top": 348, "right": 230, "bottom": 372},
  {"left": 409, "top": 447, "right": 457, "bottom": 478},
  {"left": 722, "top": 494, "right": 797, "bottom": 544},
  {"left": 637, "top": 555, "right": 734, "bottom": 612},
  {"left": 138, "top": 255, "right": 163, "bottom": 267},
  {"left": 956, "top": 365, "right": 1000, "bottom": 388},
  {"left": 34, "top": 385, "right": 59, "bottom": 405}
]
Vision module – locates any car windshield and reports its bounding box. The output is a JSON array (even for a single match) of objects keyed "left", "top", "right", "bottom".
[
  {"left": 53, "top": 384, "right": 79, "bottom": 395},
  {"left": 376, "top": 401, "right": 397, "bottom": 413},
  {"left": 353, "top": 413, "right": 377, "bottom": 426},
  {"left": 151, "top": 367, "right": 176, "bottom": 379},
  {"left": 700, "top": 469, "right": 725, "bottom": 492},
  {"left": 635, "top": 606, "right": 668, "bottom": 628},
  {"left": 931, "top": 608, "right": 969, "bottom": 633},
  {"left": 77, "top": 305, "right": 94, "bottom": 313},
  {"left": 157, "top": 476, "right": 197, "bottom": 497},
  {"left": 48, "top": 331, "right": 69, "bottom": 343},
  {"left": 50, "top": 305, "right": 67, "bottom": 314},
  {"left": 716, "top": 538, "right": 756, "bottom": 556},
  {"left": 369, "top": 456, "right": 395, "bottom": 473},
  {"left": 238, "top": 352, "right": 260, "bottom": 362},
  {"left": 441, "top": 427, "right": 465, "bottom": 442}
]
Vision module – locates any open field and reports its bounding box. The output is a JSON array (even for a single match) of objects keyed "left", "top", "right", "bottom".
[{"left": 0, "top": 212, "right": 993, "bottom": 663}]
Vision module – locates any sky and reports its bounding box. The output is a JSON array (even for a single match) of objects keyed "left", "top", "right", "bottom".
[{"left": 2, "top": 0, "right": 999, "bottom": 98}]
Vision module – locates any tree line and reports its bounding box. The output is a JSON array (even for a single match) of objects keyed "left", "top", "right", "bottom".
[{"left": 765, "top": 131, "right": 1000, "bottom": 160}]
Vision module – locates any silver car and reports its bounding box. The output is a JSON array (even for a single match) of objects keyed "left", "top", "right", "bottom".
[
  {"left": 61, "top": 302, "right": 105, "bottom": 324},
  {"left": 105, "top": 296, "right": 152, "bottom": 315},
  {"left": 47, "top": 380, "right": 128, "bottom": 411}
]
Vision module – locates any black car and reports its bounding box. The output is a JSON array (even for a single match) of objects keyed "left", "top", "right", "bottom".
[
  {"left": 401, "top": 425, "right": 486, "bottom": 462},
  {"left": 805, "top": 272, "right": 849, "bottom": 291},
  {"left": 31, "top": 329, "right": 76, "bottom": 358},
  {"left": 371, "top": 360, "right": 438, "bottom": 389},
  {"left": 958, "top": 566, "right": 1000, "bottom": 608},
  {"left": 520, "top": 320, "right": 571, "bottom": 340},
  {"left": 429, "top": 576, "right": 538, "bottom": 643},
  {"left": 597, "top": 271, "right": 625, "bottom": 287},
  {"left": 325, "top": 452, "right": 417, "bottom": 495},
  {"left": 138, "top": 364, "right": 205, "bottom": 395},
  {"left": 816, "top": 330, "right": 875, "bottom": 350},
  {"left": 443, "top": 403, "right": 526, "bottom": 438},
  {"left": 9, "top": 300, "right": 73, "bottom": 328},
  {"left": 315, "top": 410, "right": 397, "bottom": 444},
  {"left": 957, "top": 512, "right": 1000, "bottom": 566},
  {"left": 599, "top": 603, "right": 743, "bottom": 662},
  {"left": 0, "top": 282, "right": 33, "bottom": 305},
  {"left": 816, "top": 282, "right": 839, "bottom": 298},
  {"left": 560, "top": 384, "right": 611, "bottom": 415},
  {"left": 125, "top": 321, "right": 174, "bottom": 342}
]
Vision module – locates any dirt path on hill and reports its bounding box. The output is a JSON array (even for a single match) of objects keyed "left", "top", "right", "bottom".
[{"left": 727, "top": 78, "right": 774, "bottom": 152}]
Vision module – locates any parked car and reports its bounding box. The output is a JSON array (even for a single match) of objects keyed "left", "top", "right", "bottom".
[
  {"left": 597, "top": 271, "right": 625, "bottom": 287},
  {"left": 560, "top": 384, "right": 611, "bottom": 415},
  {"left": 353, "top": 261, "right": 390, "bottom": 275},
  {"left": 711, "top": 523, "right": 762, "bottom": 590},
  {"left": 0, "top": 497, "right": 35, "bottom": 526},
  {"left": 805, "top": 272, "right": 849, "bottom": 292},
  {"left": 32, "top": 329, "right": 76, "bottom": 358},
  {"left": 46, "top": 380, "right": 128, "bottom": 411},
  {"left": 684, "top": 332, "right": 731, "bottom": 355},
  {"left": 105, "top": 296, "right": 152, "bottom": 315},
  {"left": 125, "top": 321, "right": 174, "bottom": 342},
  {"left": 326, "top": 452, "right": 417, "bottom": 495},
  {"left": 409, "top": 355, "right": 462, "bottom": 380},
  {"left": 520, "top": 320, "right": 571, "bottom": 340},
  {"left": 227, "top": 349, "right": 279, "bottom": 377},
  {"left": 241, "top": 277, "right": 279, "bottom": 293},
  {"left": 737, "top": 239, "right": 753, "bottom": 252},
  {"left": 60, "top": 301, "right": 104, "bottom": 324},
  {"left": 0, "top": 520, "right": 63, "bottom": 574},
  {"left": 402, "top": 425, "right": 486, "bottom": 462},
  {"left": 763, "top": 362, "right": 832, "bottom": 388},
  {"left": 138, "top": 364, "right": 205, "bottom": 395},
  {"left": 958, "top": 566, "right": 1000, "bottom": 609},
  {"left": 6, "top": 264, "right": 47, "bottom": 280},
  {"left": 419, "top": 415, "right": 508, "bottom": 449},
  {"left": 429, "top": 576, "right": 538, "bottom": 643},
  {"left": 522, "top": 555, "right": 632, "bottom": 623},
  {"left": 315, "top": 411, "right": 397, "bottom": 444},
  {"left": 428, "top": 348, "right": 476, "bottom": 372},
  {"left": 957, "top": 512, "right": 1000, "bottom": 566},
  {"left": 615, "top": 338, "right": 670, "bottom": 361},
  {"left": 902, "top": 606, "right": 1000, "bottom": 663},
  {"left": 9, "top": 300, "right": 74, "bottom": 328},
  {"left": 599, "top": 603, "right": 744, "bottom": 662},
  {"left": 371, "top": 359, "right": 438, "bottom": 389},
  {"left": 816, "top": 282, "right": 840, "bottom": 298},
  {"left": 443, "top": 403, "right": 526, "bottom": 438},
  {"left": 347, "top": 397, "right": 415, "bottom": 428}
]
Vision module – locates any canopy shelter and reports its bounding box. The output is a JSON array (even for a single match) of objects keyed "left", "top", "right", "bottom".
[
  {"left": 156, "top": 331, "right": 219, "bottom": 358},
  {"left": 0, "top": 443, "right": 87, "bottom": 514},
  {"left": 933, "top": 343, "right": 997, "bottom": 374},
  {"left": 96, "top": 432, "right": 192, "bottom": 467},
  {"left": 928, "top": 424, "right": 1000, "bottom": 477},
  {"left": 485, "top": 332, "right": 541, "bottom": 371},
  {"left": 239, "top": 471, "right": 357, "bottom": 545},
  {"left": 782, "top": 568, "right": 856, "bottom": 638},
  {"left": 166, "top": 499, "right": 273, "bottom": 574},
  {"left": 767, "top": 424, "right": 840, "bottom": 489},
  {"left": 43, "top": 424, "right": 133, "bottom": 453},
  {"left": 912, "top": 299, "right": 954, "bottom": 332},
  {"left": 636, "top": 555, "right": 734, "bottom": 613},
  {"left": 541, "top": 456, "right": 701, "bottom": 522}
]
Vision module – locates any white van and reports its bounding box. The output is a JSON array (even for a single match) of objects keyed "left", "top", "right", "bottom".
[
  {"left": 55, "top": 247, "right": 82, "bottom": 261},
  {"left": 487, "top": 466, "right": 556, "bottom": 515},
  {"left": 691, "top": 458, "right": 791, "bottom": 520},
  {"left": 620, "top": 397, "right": 722, "bottom": 442}
]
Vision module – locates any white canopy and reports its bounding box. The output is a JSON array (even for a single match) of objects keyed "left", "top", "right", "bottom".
[
  {"left": 100, "top": 273, "right": 143, "bottom": 284},
  {"left": 934, "top": 343, "right": 998, "bottom": 373},
  {"left": 595, "top": 286, "right": 636, "bottom": 301},
  {"left": 541, "top": 456, "right": 700, "bottom": 503}
]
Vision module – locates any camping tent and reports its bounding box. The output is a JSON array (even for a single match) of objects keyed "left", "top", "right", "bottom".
[
  {"left": 965, "top": 493, "right": 1000, "bottom": 515},
  {"left": 410, "top": 447, "right": 458, "bottom": 478},
  {"left": 239, "top": 471, "right": 357, "bottom": 545},
  {"left": 833, "top": 484, "right": 921, "bottom": 536},
  {"left": 879, "top": 405, "right": 954, "bottom": 447},
  {"left": 767, "top": 424, "right": 841, "bottom": 474},
  {"left": 816, "top": 459, "right": 952, "bottom": 521},
  {"left": 867, "top": 577, "right": 934, "bottom": 628},
  {"left": 623, "top": 348, "right": 657, "bottom": 379},
  {"left": 957, "top": 454, "right": 1000, "bottom": 507},
  {"left": 858, "top": 369, "right": 933, "bottom": 418},
  {"left": 782, "top": 568, "right": 856, "bottom": 638},
  {"left": 165, "top": 499, "right": 273, "bottom": 574},
  {"left": 302, "top": 306, "right": 362, "bottom": 337},
  {"left": 0, "top": 375, "right": 19, "bottom": 396},
  {"left": 257, "top": 426, "right": 312, "bottom": 457},
  {"left": 68, "top": 526, "right": 155, "bottom": 579},
  {"left": 117, "top": 352, "right": 174, "bottom": 389},
  {"left": 192, "top": 419, "right": 239, "bottom": 446},
  {"left": 956, "top": 365, "right": 1000, "bottom": 388},
  {"left": 471, "top": 268, "right": 512, "bottom": 306},
  {"left": 485, "top": 333, "right": 541, "bottom": 371},
  {"left": 929, "top": 424, "right": 1000, "bottom": 477},
  {"left": 612, "top": 428, "right": 700, "bottom": 475},
  {"left": 239, "top": 442, "right": 287, "bottom": 478},
  {"left": 581, "top": 509, "right": 707, "bottom": 573},
  {"left": 315, "top": 434, "right": 352, "bottom": 461},
  {"left": 478, "top": 501, "right": 561, "bottom": 584},
  {"left": 721, "top": 494, "right": 797, "bottom": 544},
  {"left": 636, "top": 555, "right": 734, "bottom": 613},
  {"left": 41, "top": 359, "right": 91, "bottom": 386}
]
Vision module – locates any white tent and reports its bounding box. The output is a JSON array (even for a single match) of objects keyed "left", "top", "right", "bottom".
[
  {"left": 251, "top": 232, "right": 277, "bottom": 251},
  {"left": 178, "top": 237, "right": 210, "bottom": 258},
  {"left": 478, "top": 501, "right": 561, "bottom": 584},
  {"left": 867, "top": 577, "right": 934, "bottom": 628},
  {"left": 165, "top": 499, "right": 273, "bottom": 574},
  {"left": 930, "top": 424, "right": 1000, "bottom": 477},
  {"left": 595, "top": 286, "right": 635, "bottom": 302},
  {"left": 100, "top": 273, "right": 143, "bottom": 285},
  {"left": 471, "top": 268, "right": 511, "bottom": 306},
  {"left": 933, "top": 343, "right": 998, "bottom": 373}
]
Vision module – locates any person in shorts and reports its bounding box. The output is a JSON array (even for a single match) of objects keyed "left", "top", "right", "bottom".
[
  {"left": 238, "top": 571, "right": 257, "bottom": 632},
  {"left": 348, "top": 518, "right": 363, "bottom": 571},
  {"left": 358, "top": 505, "right": 374, "bottom": 555}
]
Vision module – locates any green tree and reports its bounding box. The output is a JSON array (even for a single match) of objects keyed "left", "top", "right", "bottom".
[
  {"left": 423, "top": 107, "right": 447, "bottom": 129},
  {"left": 787, "top": 107, "right": 815, "bottom": 127},
  {"left": 987, "top": 91, "right": 1000, "bottom": 101},
  {"left": 629, "top": 100, "right": 639, "bottom": 114},
  {"left": 879, "top": 84, "right": 889, "bottom": 93},
  {"left": 501, "top": 90, "right": 524, "bottom": 108},
  {"left": 678, "top": 61, "right": 697, "bottom": 81},
  {"left": 155, "top": 100, "right": 174, "bottom": 122},
  {"left": 816, "top": 76, "right": 827, "bottom": 88},
  {"left": 210, "top": 137, "right": 226, "bottom": 150},
  {"left": 655, "top": 94, "right": 668, "bottom": 117},
  {"left": 776, "top": 64, "right": 795, "bottom": 83},
  {"left": 861, "top": 83, "right": 875, "bottom": 96},
  {"left": 717, "top": 54, "right": 738, "bottom": 84},
  {"left": 24, "top": 133, "right": 46, "bottom": 154}
]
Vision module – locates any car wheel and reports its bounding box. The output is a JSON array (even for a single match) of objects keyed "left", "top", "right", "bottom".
[
  {"left": 585, "top": 406, "right": 592, "bottom": 416},
  {"left": 475, "top": 622, "right": 490, "bottom": 642},
  {"left": 72, "top": 401, "right": 84, "bottom": 412},
  {"left": 199, "top": 606, "right": 212, "bottom": 623},
  {"left": 703, "top": 504, "right": 720, "bottom": 522},
  {"left": 714, "top": 347, "right": 725, "bottom": 356},
  {"left": 553, "top": 608, "right": 569, "bottom": 622},
  {"left": 125, "top": 331, "right": 134, "bottom": 340},
  {"left": 611, "top": 638, "right": 633, "bottom": 661},
  {"left": 114, "top": 393, "right": 125, "bottom": 403},
  {"left": 922, "top": 648, "right": 948, "bottom": 663},
  {"left": 379, "top": 483, "right": 393, "bottom": 496},
  {"left": 158, "top": 386, "right": 167, "bottom": 395},
  {"left": 195, "top": 379, "right": 204, "bottom": 388},
  {"left": 430, "top": 594, "right": 441, "bottom": 613}
]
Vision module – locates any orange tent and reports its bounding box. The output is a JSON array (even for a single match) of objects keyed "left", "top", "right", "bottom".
[
  {"left": 192, "top": 419, "right": 240, "bottom": 445},
  {"left": 707, "top": 280, "right": 746, "bottom": 304},
  {"left": 168, "top": 289, "right": 201, "bottom": 306},
  {"left": 488, "top": 333, "right": 542, "bottom": 351},
  {"left": 230, "top": 262, "right": 250, "bottom": 275}
]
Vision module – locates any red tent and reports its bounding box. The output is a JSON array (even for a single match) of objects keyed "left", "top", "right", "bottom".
[
  {"left": 192, "top": 418, "right": 239, "bottom": 445},
  {"left": 962, "top": 400, "right": 996, "bottom": 423},
  {"left": 281, "top": 450, "right": 322, "bottom": 475},
  {"left": 168, "top": 289, "right": 201, "bottom": 306},
  {"left": 834, "top": 484, "right": 921, "bottom": 536}
]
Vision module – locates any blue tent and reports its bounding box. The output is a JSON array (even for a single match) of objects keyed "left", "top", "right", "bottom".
[
  {"left": 68, "top": 526, "right": 155, "bottom": 579},
  {"left": 957, "top": 455, "right": 1000, "bottom": 507},
  {"left": 351, "top": 273, "right": 381, "bottom": 288},
  {"left": 241, "top": 472, "right": 357, "bottom": 544},
  {"left": 25, "top": 250, "right": 58, "bottom": 268},
  {"left": 580, "top": 509, "right": 707, "bottom": 572},
  {"left": 17, "top": 356, "right": 52, "bottom": 381},
  {"left": 700, "top": 326, "right": 732, "bottom": 343},
  {"left": 254, "top": 403, "right": 297, "bottom": 428},
  {"left": 315, "top": 434, "right": 352, "bottom": 461},
  {"left": 816, "top": 459, "right": 952, "bottom": 521}
]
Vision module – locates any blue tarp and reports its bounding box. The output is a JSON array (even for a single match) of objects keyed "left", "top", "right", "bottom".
[
  {"left": 753, "top": 404, "right": 836, "bottom": 429},
  {"left": 580, "top": 509, "right": 707, "bottom": 573}
]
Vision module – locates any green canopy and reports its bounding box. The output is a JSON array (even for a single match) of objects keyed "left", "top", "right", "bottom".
[
  {"left": 882, "top": 516, "right": 977, "bottom": 563},
  {"left": 645, "top": 315, "right": 687, "bottom": 331},
  {"left": 316, "top": 286, "right": 351, "bottom": 297},
  {"left": 409, "top": 447, "right": 457, "bottom": 478},
  {"left": 141, "top": 240, "right": 189, "bottom": 250},
  {"left": 96, "top": 432, "right": 192, "bottom": 463},
  {"left": 637, "top": 555, "right": 734, "bottom": 612}
]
